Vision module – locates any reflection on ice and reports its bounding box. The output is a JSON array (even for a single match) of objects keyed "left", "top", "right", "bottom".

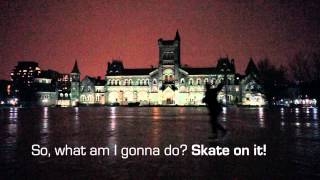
[
  {"left": 40, "top": 107, "right": 49, "bottom": 144},
  {"left": 258, "top": 107, "right": 264, "bottom": 128},
  {"left": 9, "top": 107, "right": 18, "bottom": 122},
  {"left": 222, "top": 107, "right": 227, "bottom": 122}
]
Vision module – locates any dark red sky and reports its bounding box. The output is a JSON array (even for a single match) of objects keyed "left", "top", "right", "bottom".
[{"left": 1, "top": 0, "right": 320, "bottom": 79}]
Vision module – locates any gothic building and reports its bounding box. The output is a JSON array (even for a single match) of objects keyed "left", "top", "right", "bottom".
[
  {"left": 36, "top": 31, "right": 265, "bottom": 106},
  {"left": 104, "top": 31, "right": 265, "bottom": 106}
]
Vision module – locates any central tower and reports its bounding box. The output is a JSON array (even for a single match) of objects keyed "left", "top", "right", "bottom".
[
  {"left": 158, "top": 30, "right": 181, "bottom": 104},
  {"left": 158, "top": 30, "right": 180, "bottom": 66}
]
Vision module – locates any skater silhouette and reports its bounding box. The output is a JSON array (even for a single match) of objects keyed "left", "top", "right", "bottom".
[{"left": 203, "top": 82, "right": 227, "bottom": 138}]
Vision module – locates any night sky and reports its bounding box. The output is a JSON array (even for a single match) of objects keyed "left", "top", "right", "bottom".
[{"left": 1, "top": 0, "right": 320, "bottom": 79}]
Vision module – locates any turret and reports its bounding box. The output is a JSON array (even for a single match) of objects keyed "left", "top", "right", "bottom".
[{"left": 70, "top": 60, "right": 80, "bottom": 106}]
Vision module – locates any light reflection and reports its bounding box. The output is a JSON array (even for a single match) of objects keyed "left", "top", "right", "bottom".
[
  {"left": 306, "top": 122, "right": 311, "bottom": 127},
  {"left": 110, "top": 106, "right": 117, "bottom": 119},
  {"left": 5, "top": 107, "right": 18, "bottom": 161},
  {"left": 258, "top": 107, "right": 265, "bottom": 128},
  {"left": 306, "top": 108, "right": 310, "bottom": 114},
  {"left": 179, "top": 107, "right": 185, "bottom": 114},
  {"left": 280, "top": 107, "right": 284, "bottom": 120},
  {"left": 8, "top": 107, "right": 18, "bottom": 136},
  {"left": 152, "top": 107, "right": 160, "bottom": 120},
  {"left": 222, "top": 107, "right": 227, "bottom": 114},
  {"left": 108, "top": 107, "right": 118, "bottom": 148},
  {"left": 9, "top": 107, "right": 18, "bottom": 122},
  {"left": 313, "top": 107, "right": 318, "bottom": 120},
  {"left": 74, "top": 107, "right": 80, "bottom": 130},
  {"left": 40, "top": 107, "right": 49, "bottom": 144},
  {"left": 221, "top": 107, "right": 227, "bottom": 122}
]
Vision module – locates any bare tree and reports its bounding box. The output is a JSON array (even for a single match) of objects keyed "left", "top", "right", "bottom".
[
  {"left": 257, "top": 58, "right": 288, "bottom": 105},
  {"left": 289, "top": 52, "right": 320, "bottom": 106}
]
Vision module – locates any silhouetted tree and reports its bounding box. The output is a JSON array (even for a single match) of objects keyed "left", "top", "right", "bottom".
[
  {"left": 289, "top": 52, "right": 320, "bottom": 106},
  {"left": 257, "top": 58, "right": 288, "bottom": 105}
]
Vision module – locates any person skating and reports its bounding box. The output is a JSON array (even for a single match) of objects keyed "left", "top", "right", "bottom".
[{"left": 202, "top": 82, "right": 227, "bottom": 139}]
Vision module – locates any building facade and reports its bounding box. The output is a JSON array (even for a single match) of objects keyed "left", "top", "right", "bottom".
[
  {"left": 104, "top": 31, "right": 265, "bottom": 106},
  {"left": 34, "top": 31, "right": 265, "bottom": 106}
]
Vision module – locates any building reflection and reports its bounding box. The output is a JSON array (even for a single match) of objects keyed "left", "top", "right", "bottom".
[
  {"left": 258, "top": 107, "right": 265, "bottom": 128},
  {"left": 40, "top": 107, "right": 50, "bottom": 144},
  {"left": 151, "top": 107, "right": 161, "bottom": 146},
  {"left": 73, "top": 107, "right": 80, "bottom": 137},
  {"left": 5, "top": 107, "right": 19, "bottom": 161},
  {"left": 221, "top": 107, "right": 227, "bottom": 122},
  {"left": 152, "top": 107, "right": 161, "bottom": 120},
  {"left": 313, "top": 107, "right": 318, "bottom": 121},
  {"left": 108, "top": 107, "right": 118, "bottom": 147}
]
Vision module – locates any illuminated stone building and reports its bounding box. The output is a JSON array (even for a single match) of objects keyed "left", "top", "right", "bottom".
[
  {"left": 33, "top": 31, "right": 265, "bottom": 106},
  {"left": 104, "top": 31, "right": 265, "bottom": 106},
  {"left": 34, "top": 70, "right": 60, "bottom": 106}
]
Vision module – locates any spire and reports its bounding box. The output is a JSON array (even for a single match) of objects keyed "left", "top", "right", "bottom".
[
  {"left": 245, "top": 58, "right": 258, "bottom": 75},
  {"left": 175, "top": 29, "right": 180, "bottom": 41},
  {"left": 71, "top": 60, "right": 80, "bottom": 74}
]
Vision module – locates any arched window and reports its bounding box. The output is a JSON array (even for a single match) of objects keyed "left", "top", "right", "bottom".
[
  {"left": 153, "top": 79, "right": 157, "bottom": 85},
  {"left": 189, "top": 79, "right": 193, "bottom": 85},
  {"left": 211, "top": 79, "right": 216, "bottom": 85},
  {"left": 125, "top": 79, "right": 128, "bottom": 86},
  {"left": 197, "top": 79, "right": 201, "bottom": 85},
  {"left": 180, "top": 78, "right": 185, "bottom": 84},
  {"left": 146, "top": 79, "right": 149, "bottom": 85},
  {"left": 129, "top": 79, "right": 132, "bottom": 86},
  {"left": 204, "top": 78, "right": 208, "bottom": 85}
]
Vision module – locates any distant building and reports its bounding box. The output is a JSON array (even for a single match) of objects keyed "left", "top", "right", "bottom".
[
  {"left": 239, "top": 58, "right": 266, "bottom": 106},
  {"left": 56, "top": 73, "right": 72, "bottom": 107},
  {"left": 79, "top": 76, "right": 106, "bottom": 105},
  {"left": 34, "top": 70, "right": 60, "bottom": 106},
  {"left": 0, "top": 80, "right": 14, "bottom": 105},
  {"left": 10, "top": 61, "right": 41, "bottom": 103}
]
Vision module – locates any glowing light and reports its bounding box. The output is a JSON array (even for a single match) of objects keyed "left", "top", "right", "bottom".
[{"left": 306, "top": 122, "right": 311, "bottom": 127}]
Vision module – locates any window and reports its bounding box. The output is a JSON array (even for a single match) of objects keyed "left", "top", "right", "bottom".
[
  {"left": 197, "top": 79, "right": 201, "bottom": 85},
  {"left": 180, "top": 78, "right": 185, "bottom": 84},
  {"left": 204, "top": 78, "right": 208, "bottom": 84},
  {"left": 125, "top": 79, "right": 128, "bottom": 86},
  {"left": 189, "top": 79, "right": 193, "bottom": 85},
  {"left": 153, "top": 79, "right": 157, "bottom": 85},
  {"left": 129, "top": 79, "right": 132, "bottom": 86}
]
